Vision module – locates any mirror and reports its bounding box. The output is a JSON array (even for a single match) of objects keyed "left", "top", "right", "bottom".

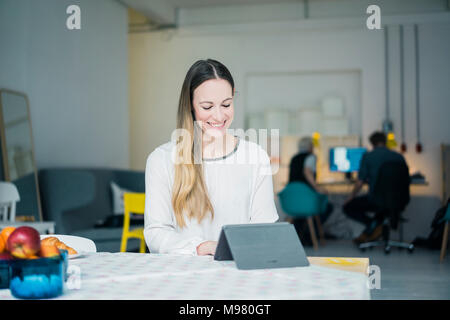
[{"left": 0, "top": 89, "right": 43, "bottom": 221}]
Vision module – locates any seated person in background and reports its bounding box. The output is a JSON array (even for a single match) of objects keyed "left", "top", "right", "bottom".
[
  {"left": 343, "top": 131, "right": 408, "bottom": 244},
  {"left": 288, "top": 137, "right": 334, "bottom": 245}
]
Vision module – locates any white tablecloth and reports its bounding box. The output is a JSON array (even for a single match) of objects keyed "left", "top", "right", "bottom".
[{"left": 0, "top": 252, "right": 371, "bottom": 300}]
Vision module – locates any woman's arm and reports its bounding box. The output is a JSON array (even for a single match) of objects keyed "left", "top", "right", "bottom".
[
  {"left": 249, "top": 148, "right": 279, "bottom": 223},
  {"left": 144, "top": 149, "right": 206, "bottom": 255}
]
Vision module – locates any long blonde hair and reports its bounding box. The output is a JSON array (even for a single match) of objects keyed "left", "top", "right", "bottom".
[{"left": 172, "top": 59, "right": 235, "bottom": 228}]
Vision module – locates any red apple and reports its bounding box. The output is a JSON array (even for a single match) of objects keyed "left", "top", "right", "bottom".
[
  {"left": 39, "top": 243, "right": 61, "bottom": 258},
  {"left": 7, "top": 226, "right": 41, "bottom": 259}
]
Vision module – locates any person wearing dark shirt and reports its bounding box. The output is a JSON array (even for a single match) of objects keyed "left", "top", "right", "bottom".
[
  {"left": 289, "top": 137, "right": 334, "bottom": 245},
  {"left": 343, "top": 131, "right": 408, "bottom": 244}
]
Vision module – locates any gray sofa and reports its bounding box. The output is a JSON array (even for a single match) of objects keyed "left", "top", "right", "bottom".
[{"left": 38, "top": 168, "right": 145, "bottom": 252}]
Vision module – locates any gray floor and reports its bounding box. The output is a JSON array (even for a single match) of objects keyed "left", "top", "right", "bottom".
[{"left": 302, "top": 239, "right": 450, "bottom": 300}]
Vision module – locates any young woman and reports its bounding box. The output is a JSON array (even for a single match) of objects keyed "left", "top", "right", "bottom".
[{"left": 144, "top": 59, "right": 279, "bottom": 256}]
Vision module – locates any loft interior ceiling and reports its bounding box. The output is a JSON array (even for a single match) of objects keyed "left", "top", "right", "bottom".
[
  {"left": 121, "top": 0, "right": 450, "bottom": 31},
  {"left": 165, "top": 0, "right": 301, "bottom": 7},
  {"left": 122, "top": 0, "right": 302, "bottom": 26}
]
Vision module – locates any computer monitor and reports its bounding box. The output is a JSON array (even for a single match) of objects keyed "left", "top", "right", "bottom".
[{"left": 329, "top": 147, "right": 367, "bottom": 173}]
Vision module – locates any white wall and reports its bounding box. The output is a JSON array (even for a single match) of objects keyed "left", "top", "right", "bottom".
[
  {"left": 129, "top": 26, "right": 383, "bottom": 168},
  {"left": 0, "top": 0, "right": 129, "bottom": 169},
  {"left": 129, "top": 11, "right": 450, "bottom": 240},
  {"left": 246, "top": 71, "right": 361, "bottom": 136}
]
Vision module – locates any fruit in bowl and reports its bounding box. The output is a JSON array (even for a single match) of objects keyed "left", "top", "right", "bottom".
[
  {"left": 1, "top": 226, "right": 16, "bottom": 240},
  {"left": 0, "top": 236, "right": 5, "bottom": 254},
  {"left": 41, "top": 237, "right": 77, "bottom": 255},
  {"left": 7, "top": 226, "right": 41, "bottom": 259},
  {"left": 0, "top": 226, "right": 16, "bottom": 251},
  {"left": 1, "top": 226, "right": 81, "bottom": 259},
  {"left": 39, "top": 244, "right": 61, "bottom": 258},
  {"left": 0, "top": 226, "right": 66, "bottom": 299}
]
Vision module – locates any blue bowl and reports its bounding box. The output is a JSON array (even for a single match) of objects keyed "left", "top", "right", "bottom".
[
  {"left": 59, "top": 249, "right": 69, "bottom": 281},
  {"left": 9, "top": 255, "right": 64, "bottom": 299},
  {"left": 0, "top": 259, "right": 11, "bottom": 289}
]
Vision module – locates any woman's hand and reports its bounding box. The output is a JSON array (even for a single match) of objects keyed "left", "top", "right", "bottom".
[{"left": 196, "top": 241, "right": 218, "bottom": 256}]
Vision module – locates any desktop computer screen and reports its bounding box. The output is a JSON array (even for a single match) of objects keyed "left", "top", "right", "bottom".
[{"left": 329, "top": 147, "right": 367, "bottom": 173}]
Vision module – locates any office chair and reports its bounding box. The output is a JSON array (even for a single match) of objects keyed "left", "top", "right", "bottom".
[
  {"left": 278, "top": 182, "right": 327, "bottom": 250},
  {"left": 439, "top": 201, "right": 450, "bottom": 262},
  {"left": 359, "top": 161, "right": 414, "bottom": 254}
]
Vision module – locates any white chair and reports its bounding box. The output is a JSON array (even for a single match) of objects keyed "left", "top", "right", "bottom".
[
  {"left": 40, "top": 234, "right": 97, "bottom": 253},
  {"left": 0, "top": 182, "right": 20, "bottom": 222}
]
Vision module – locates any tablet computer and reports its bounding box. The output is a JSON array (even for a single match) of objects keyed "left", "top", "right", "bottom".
[{"left": 214, "top": 222, "right": 310, "bottom": 270}]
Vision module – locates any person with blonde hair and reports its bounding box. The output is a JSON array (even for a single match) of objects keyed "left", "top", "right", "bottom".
[{"left": 144, "top": 59, "right": 279, "bottom": 255}]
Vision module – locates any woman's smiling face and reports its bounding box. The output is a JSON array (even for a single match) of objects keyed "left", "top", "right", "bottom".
[{"left": 192, "top": 78, "right": 234, "bottom": 139}]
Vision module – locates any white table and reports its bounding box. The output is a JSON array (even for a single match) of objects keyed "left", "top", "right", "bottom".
[
  {"left": 0, "top": 221, "right": 55, "bottom": 234},
  {"left": 0, "top": 253, "right": 371, "bottom": 300}
]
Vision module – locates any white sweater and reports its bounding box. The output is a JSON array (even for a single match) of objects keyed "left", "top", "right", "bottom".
[{"left": 143, "top": 138, "right": 279, "bottom": 255}]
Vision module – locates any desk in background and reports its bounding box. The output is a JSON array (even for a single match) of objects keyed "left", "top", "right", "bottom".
[
  {"left": 315, "top": 178, "right": 429, "bottom": 197},
  {"left": 308, "top": 180, "right": 429, "bottom": 240},
  {"left": 318, "top": 179, "right": 429, "bottom": 188}
]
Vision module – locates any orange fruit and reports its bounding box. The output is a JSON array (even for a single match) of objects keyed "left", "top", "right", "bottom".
[
  {"left": 0, "top": 226, "right": 16, "bottom": 247},
  {"left": 39, "top": 243, "right": 61, "bottom": 258},
  {"left": 0, "top": 236, "right": 5, "bottom": 253}
]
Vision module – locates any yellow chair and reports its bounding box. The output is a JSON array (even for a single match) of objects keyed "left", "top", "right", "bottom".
[{"left": 120, "top": 192, "right": 147, "bottom": 253}]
